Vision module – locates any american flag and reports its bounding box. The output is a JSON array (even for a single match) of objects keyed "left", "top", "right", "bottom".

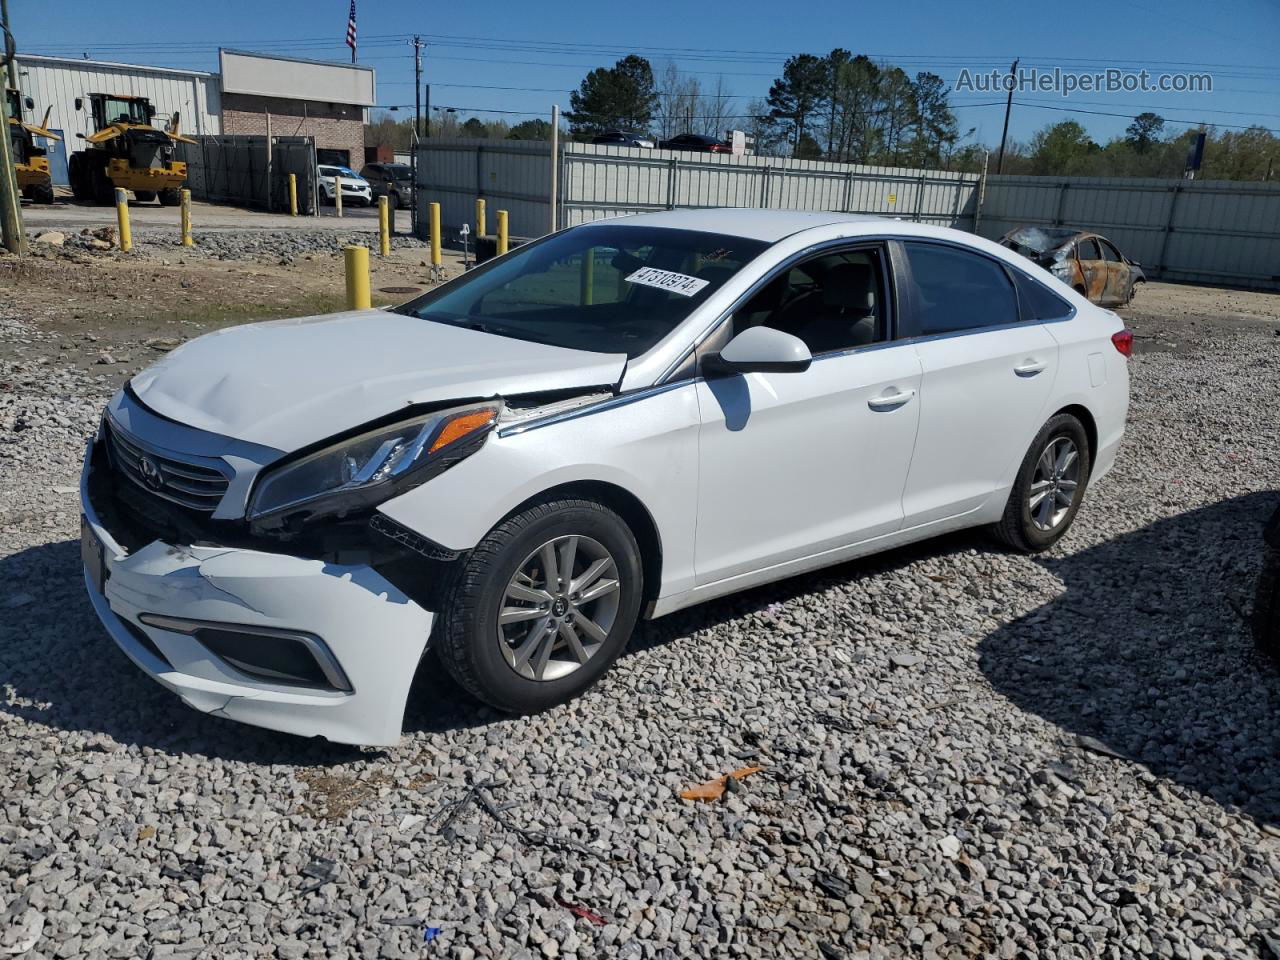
[{"left": 345, "top": 0, "right": 357, "bottom": 58}]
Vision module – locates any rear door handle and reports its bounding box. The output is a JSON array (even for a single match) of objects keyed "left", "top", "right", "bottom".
[
  {"left": 867, "top": 388, "right": 916, "bottom": 410},
  {"left": 1014, "top": 360, "right": 1048, "bottom": 377}
]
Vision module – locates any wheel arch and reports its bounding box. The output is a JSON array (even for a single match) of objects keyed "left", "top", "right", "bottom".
[
  {"left": 504, "top": 479, "right": 664, "bottom": 608},
  {"left": 1051, "top": 403, "right": 1098, "bottom": 474}
]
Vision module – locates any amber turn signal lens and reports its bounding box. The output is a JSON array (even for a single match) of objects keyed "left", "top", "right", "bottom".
[{"left": 428, "top": 409, "right": 497, "bottom": 454}]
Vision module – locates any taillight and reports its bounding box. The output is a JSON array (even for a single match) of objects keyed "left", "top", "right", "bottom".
[{"left": 1111, "top": 329, "right": 1133, "bottom": 358}]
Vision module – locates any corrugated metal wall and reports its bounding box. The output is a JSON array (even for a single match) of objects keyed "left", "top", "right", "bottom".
[
  {"left": 561, "top": 145, "right": 980, "bottom": 229},
  {"left": 978, "top": 175, "right": 1280, "bottom": 289},
  {"left": 415, "top": 139, "right": 979, "bottom": 241},
  {"left": 413, "top": 139, "right": 1280, "bottom": 289},
  {"left": 414, "top": 139, "right": 553, "bottom": 241},
  {"left": 14, "top": 55, "right": 222, "bottom": 156}
]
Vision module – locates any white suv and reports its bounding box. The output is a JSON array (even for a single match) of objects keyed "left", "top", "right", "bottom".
[
  {"left": 318, "top": 165, "right": 372, "bottom": 207},
  {"left": 80, "top": 210, "right": 1130, "bottom": 745}
]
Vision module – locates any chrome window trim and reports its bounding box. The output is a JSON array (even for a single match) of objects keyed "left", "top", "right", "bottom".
[{"left": 137, "top": 613, "right": 354, "bottom": 693}]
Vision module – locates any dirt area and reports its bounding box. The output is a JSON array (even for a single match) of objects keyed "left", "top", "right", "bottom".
[
  {"left": 0, "top": 234, "right": 465, "bottom": 386},
  {"left": 1121, "top": 281, "right": 1280, "bottom": 354}
]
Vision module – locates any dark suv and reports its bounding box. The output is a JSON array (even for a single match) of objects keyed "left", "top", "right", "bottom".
[{"left": 360, "top": 163, "right": 413, "bottom": 209}]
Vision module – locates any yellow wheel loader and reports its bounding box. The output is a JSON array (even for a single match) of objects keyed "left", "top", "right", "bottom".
[
  {"left": 6, "top": 88, "right": 59, "bottom": 204},
  {"left": 67, "top": 93, "right": 195, "bottom": 205}
]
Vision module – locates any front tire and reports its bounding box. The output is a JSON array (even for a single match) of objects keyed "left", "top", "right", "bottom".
[
  {"left": 158, "top": 188, "right": 181, "bottom": 207},
  {"left": 437, "top": 498, "right": 643, "bottom": 713},
  {"left": 134, "top": 190, "right": 156, "bottom": 203},
  {"left": 993, "top": 413, "right": 1092, "bottom": 553}
]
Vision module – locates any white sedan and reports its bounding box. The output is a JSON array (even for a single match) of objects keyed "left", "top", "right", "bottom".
[{"left": 79, "top": 210, "right": 1130, "bottom": 744}]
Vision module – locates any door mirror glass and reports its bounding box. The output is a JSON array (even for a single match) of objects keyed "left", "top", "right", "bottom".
[{"left": 705, "top": 326, "right": 812, "bottom": 376}]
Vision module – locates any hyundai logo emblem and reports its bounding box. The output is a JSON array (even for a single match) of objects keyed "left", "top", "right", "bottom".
[{"left": 138, "top": 455, "right": 164, "bottom": 490}]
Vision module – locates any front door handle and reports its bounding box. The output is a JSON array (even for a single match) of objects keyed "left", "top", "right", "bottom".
[
  {"left": 868, "top": 388, "right": 916, "bottom": 410},
  {"left": 1014, "top": 360, "right": 1048, "bottom": 377}
]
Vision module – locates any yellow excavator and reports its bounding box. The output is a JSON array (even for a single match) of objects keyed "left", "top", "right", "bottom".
[
  {"left": 6, "top": 87, "right": 59, "bottom": 204},
  {"left": 68, "top": 93, "right": 195, "bottom": 205}
]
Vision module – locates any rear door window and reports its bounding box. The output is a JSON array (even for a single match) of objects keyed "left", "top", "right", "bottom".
[
  {"left": 1077, "top": 239, "right": 1101, "bottom": 261},
  {"left": 902, "top": 242, "right": 1019, "bottom": 336}
]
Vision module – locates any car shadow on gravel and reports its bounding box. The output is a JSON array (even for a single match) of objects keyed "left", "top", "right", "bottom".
[{"left": 978, "top": 491, "right": 1280, "bottom": 826}]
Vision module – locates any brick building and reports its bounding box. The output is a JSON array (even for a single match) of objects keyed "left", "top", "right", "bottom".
[
  {"left": 14, "top": 49, "right": 375, "bottom": 185},
  {"left": 218, "top": 50, "right": 375, "bottom": 168}
]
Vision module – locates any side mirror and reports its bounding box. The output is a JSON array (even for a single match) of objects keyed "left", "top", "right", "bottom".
[
  {"left": 74, "top": 98, "right": 83, "bottom": 111},
  {"left": 24, "top": 97, "right": 34, "bottom": 110},
  {"left": 703, "top": 326, "right": 812, "bottom": 376}
]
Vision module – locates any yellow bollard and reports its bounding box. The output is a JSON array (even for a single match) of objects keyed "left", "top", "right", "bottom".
[
  {"left": 288, "top": 173, "right": 298, "bottom": 217},
  {"left": 475, "top": 197, "right": 487, "bottom": 239},
  {"left": 429, "top": 202, "right": 442, "bottom": 268},
  {"left": 496, "top": 209, "right": 508, "bottom": 256},
  {"left": 114, "top": 188, "right": 132, "bottom": 252},
  {"left": 580, "top": 246, "right": 594, "bottom": 305},
  {"left": 344, "top": 246, "right": 371, "bottom": 310},
  {"left": 180, "top": 189, "right": 193, "bottom": 247},
  {"left": 378, "top": 196, "right": 391, "bottom": 257}
]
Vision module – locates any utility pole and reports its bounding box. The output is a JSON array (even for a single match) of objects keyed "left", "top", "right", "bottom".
[
  {"left": 996, "top": 58, "right": 1018, "bottom": 175},
  {"left": 1, "top": 0, "right": 27, "bottom": 255},
  {"left": 412, "top": 36, "right": 424, "bottom": 141},
  {"left": 549, "top": 104, "right": 559, "bottom": 234},
  {"left": 408, "top": 37, "right": 425, "bottom": 237}
]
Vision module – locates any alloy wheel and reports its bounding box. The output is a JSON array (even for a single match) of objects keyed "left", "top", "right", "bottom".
[
  {"left": 497, "top": 535, "right": 621, "bottom": 681},
  {"left": 1028, "top": 436, "right": 1080, "bottom": 531}
]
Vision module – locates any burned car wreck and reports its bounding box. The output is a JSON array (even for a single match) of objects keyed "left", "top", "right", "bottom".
[{"left": 999, "top": 226, "right": 1145, "bottom": 306}]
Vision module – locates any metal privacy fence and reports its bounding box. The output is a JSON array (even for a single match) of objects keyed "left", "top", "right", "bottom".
[
  {"left": 975, "top": 176, "right": 1280, "bottom": 289},
  {"left": 415, "top": 139, "right": 1280, "bottom": 290},
  {"left": 179, "top": 136, "right": 319, "bottom": 214}
]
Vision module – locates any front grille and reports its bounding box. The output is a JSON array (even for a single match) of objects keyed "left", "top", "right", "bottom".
[{"left": 104, "top": 418, "right": 231, "bottom": 513}]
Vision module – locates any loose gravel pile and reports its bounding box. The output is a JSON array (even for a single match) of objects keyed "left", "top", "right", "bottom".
[
  {"left": 1, "top": 292, "right": 1279, "bottom": 959},
  {"left": 27, "top": 228, "right": 429, "bottom": 264}
]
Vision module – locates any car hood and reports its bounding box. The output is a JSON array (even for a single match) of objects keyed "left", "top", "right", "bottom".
[{"left": 130, "top": 309, "right": 628, "bottom": 451}]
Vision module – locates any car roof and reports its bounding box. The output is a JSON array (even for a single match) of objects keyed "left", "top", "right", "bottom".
[{"left": 611, "top": 208, "right": 888, "bottom": 242}]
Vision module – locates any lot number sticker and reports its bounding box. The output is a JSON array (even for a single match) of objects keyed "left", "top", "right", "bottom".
[{"left": 625, "top": 266, "right": 710, "bottom": 297}]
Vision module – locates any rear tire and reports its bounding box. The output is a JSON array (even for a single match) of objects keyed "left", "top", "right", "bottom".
[
  {"left": 91, "top": 164, "right": 114, "bottom": 205},
  {"left": 134, "top": 190, "right": 156, "bottom": 203},
  {"left": 436, "top": 498, "right": 643, "bottom": 713},
  {"left": 69, "top": 154, "right": 91, "bottom": 202},
  {"left": 32, "top": 182, "right": 55, "bottom": 204},
  {"left": 992, "top": 413, "right": 1092, "bottom": 553},
  {"left": 158, "top": 188, "right": 181, "bottom": 207}
]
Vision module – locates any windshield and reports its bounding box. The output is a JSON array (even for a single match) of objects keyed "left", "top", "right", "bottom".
[
  {"left": 385, "top": 165, "right": 411, "bottom": 180},
  {"left": 5, "top": 90, "right": 19, "bottom": 122},
  {"left": 320, "top": 165, "right": 360, "bottom": 179},
  {"left": 396, "top": 224, "right": 766, "bottom": 358},
  {"left": 99, "top": 97, "right": 150, "bottom": 125}
]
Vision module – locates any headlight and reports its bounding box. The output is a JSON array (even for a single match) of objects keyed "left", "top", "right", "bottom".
[{"left": 248, "top": 403, "right": 499, "bottom": 522}]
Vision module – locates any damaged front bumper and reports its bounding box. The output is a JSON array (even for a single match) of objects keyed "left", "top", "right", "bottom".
[{"left": 79, "top": 438, "right": 435, "bottom": 746}]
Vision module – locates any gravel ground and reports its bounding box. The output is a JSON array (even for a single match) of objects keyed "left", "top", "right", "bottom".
[
  {"left": 1, "top": 281, "right": 1279, "bottom": 960},
  {"left": 28, "top": 228, "right": 429, "bottom": 264}
]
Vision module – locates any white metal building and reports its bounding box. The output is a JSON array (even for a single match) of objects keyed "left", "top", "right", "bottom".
[{"left": 15, "top": 54, "right": 221, "bottom": 139}]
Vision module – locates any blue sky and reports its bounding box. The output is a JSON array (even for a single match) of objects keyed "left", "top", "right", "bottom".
[{"left": 11, "top": 0, "right": 1280, "bottom": 146}]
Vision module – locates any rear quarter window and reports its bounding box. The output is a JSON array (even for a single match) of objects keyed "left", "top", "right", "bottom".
[{"left": 1011, "top": 268, "right": 1074, "bottom": 321}]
